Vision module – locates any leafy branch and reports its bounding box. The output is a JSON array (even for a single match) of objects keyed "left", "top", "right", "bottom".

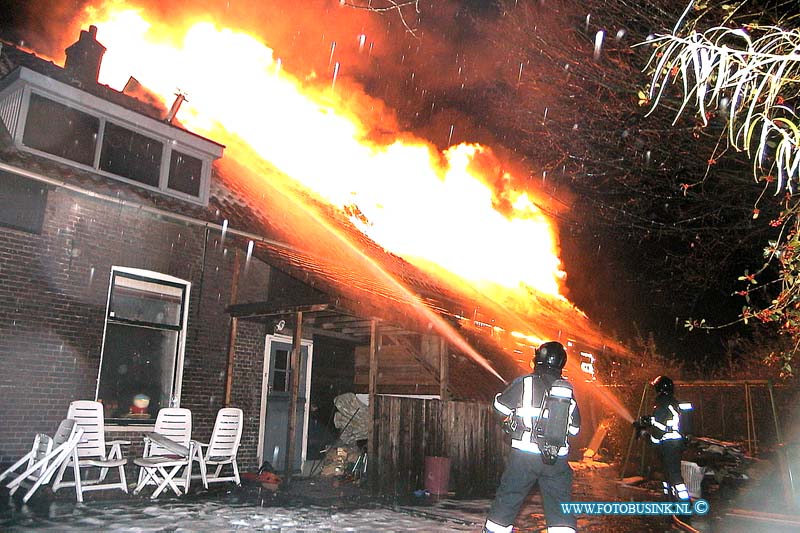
[
  {"left": 641, "top": 24, "right": 800, "bottom": 192},
  {"left": 640, "top": 1, "right": 800, "bottom": 372}
]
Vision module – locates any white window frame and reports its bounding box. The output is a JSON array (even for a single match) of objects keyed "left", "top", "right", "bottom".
[
  {"left": 0, "top": 67, "right": 223, "bottom": 205},
  {"left": 95, "top": 266, "right": 191, "bottom": 424}
]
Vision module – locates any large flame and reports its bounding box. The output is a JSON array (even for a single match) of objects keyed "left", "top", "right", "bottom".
[{"left": 73, "top": 3, "right": 566, "bottom": 301}]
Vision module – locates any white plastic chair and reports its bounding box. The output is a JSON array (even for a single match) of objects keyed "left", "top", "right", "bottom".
[
  {"left": 3, "top": 420, "right": 84, "bottom": 503},
  {"left": 51, "top": 401, "right": 129, "bottom": 502},
  {"left": 133, "top": 407, "right": 195, "bottom": 499},
  {"left": 681, "top": 460, "right": 705, "bottom": 499},
  {"left": 1, "top": 431, "right": 56, "bottom": 487},
  {"left": 193, "top": 407, "right": 243, "bottom": 488}
]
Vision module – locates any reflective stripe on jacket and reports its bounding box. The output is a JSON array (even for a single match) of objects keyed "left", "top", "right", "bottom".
[
  {"left": 649, "top": 398, "right": 684, "bottom": 444},
  {"left": 493, "top": 373, "right": 580, "bottom": 455}
]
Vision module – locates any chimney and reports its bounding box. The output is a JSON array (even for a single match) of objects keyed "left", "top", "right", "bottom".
[
  {"left": 64, "top": 25, "right": 106, "bottom": 86},
  {"left": 165, "top": 91, "right": 188, "bottom": 124}
]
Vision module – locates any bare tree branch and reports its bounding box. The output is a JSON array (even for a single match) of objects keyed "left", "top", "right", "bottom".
[{"left": 341, "top": 0, "right": 421, "bottom": 37}]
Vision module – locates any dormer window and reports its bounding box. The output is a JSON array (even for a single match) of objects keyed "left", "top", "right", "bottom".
[
  {"left": 99, "top": 122, "right": 163, "bottom": 186},
  {"left": 168, "top": 150, "right": 203, "bottom": 197},
  {"left": 22, "top": 92, "right": 100, "bottom": 166},
  {"left": 0, "top": 67, "right": 224, "bottom": 204}
]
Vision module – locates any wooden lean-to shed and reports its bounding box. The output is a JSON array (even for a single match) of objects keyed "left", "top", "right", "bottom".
[{"left": 212, "top": 153, "right": 630, "bottom": 496}]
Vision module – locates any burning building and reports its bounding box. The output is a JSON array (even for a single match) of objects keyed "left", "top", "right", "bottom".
[{"left": 0, "top": 13, "right": 631, "bottom": 496}]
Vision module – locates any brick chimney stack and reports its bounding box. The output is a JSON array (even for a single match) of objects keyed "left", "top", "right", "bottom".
[{"left": 64, "top": 25, "right": 106, "bottom": 86}]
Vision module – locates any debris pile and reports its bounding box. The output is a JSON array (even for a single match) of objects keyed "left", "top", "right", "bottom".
[
  {"left": 333, "top": 393, "right": 368, "bottom": 444},
  {"left": 319, "top": 443, "right": 365, "bottom": 478},
  {"left": 685, "top": 437, "right": 750, "bottom": 484},
  {"left": 312, "top": 393, "right": 369, "bottom": 482}
]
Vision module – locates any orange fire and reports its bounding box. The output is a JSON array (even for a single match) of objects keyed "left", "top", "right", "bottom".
[{"left": 69, "top": 3, "right": 567, "bottom": 304}]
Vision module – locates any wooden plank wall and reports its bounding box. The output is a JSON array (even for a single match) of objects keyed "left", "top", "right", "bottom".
[
  {"left": 354, "top": 344, "right": 439, "bottom": 393},
  {"left": 373, "top": 396, "right": 506, "bottom": 497}
]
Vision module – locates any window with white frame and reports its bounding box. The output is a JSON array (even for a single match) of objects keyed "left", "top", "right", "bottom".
[
  {"left": 99, "top": 121, "right": 163, "bottom": 185},
  {"left": 23, "top": 92, "right": 99, "bottom": 166},
  {"left": 0, "top": 67, "right": 223, "bottom": 205},
  {"left": 96, "top": 268, "right": 190, "bottom": 424}
]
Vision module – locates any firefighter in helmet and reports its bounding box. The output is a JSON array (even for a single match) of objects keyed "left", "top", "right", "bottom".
[
  {"left": 633, "top": 375, "right": 692, "bottom": 501},
  {"left": 483, "top": 341, "right": 581, "bottom": 533}
]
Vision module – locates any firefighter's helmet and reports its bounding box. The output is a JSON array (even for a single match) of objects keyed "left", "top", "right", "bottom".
[
  {"left": 651, "top": 375, "right": 674, "bottom": 396},
  {"left": 534, "top": 341, "right": 567, "bottom": 370}
]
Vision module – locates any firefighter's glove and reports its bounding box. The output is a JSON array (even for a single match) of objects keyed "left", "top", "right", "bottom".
[
  {"left": 632, "top": 416, "right": 652, "bottom": 439},
  {"left": 632, "top": 416, "right": 652, "bottom": 430},
  {"left": 502, "top": 415, "right": 518, "bottom": 435}
]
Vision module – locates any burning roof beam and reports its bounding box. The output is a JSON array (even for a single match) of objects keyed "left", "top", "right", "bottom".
[
  {"left": 303, "top": 326, "right": 366, "bottom": 343},
  {"left": 225, "top": 302, "right": 334, "bottom": 319},
  {"left": 340, "top": 324, "right": 409, "bottom": 336},
  {"left": 226, "top": 300, "right": 419, "bottom": 341}
]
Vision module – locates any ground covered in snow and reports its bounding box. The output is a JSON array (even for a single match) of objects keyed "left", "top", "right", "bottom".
[
  {"left": 2, "top": 461, "right": 797, "bottom": 531},
  {"left": 5, "top": 483, "right": 480, "bottom": 532},
  {"left": 1, "top": 498, "right": 478, "bottom": 532}
]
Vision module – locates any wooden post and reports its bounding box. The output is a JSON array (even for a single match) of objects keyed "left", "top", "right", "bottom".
[
  {"left": 620, "top": 383, "right": 648, "bottom": 479},
  {"left": 745, "top": 383, "right": 755, "bottom": 455},
  {"left": 721, "top": 398, "right": 726, "bottom": 440},
  {"left": 699, "top": 394, "right": 705, "bottom": 436},
  {"left": 223, "top": 250, "right": 241, "bottom": 406},
  {"left": 284, "top": 311, "right": 303, "bottom": 484},
  {"left": 768, "top": 381, "right": 783, "bottom": 444},
  {"left": 224, "top": 317, "right": 238, "bottom": 406},
  {"left": 439, "top": 337, "right": 449, "bottom": 403},
  {"left": 439, "top": 337, "right": 449, "bottom": 459},
  {"left": 367, "top": 319, "right": 379, "bottom": 495}
]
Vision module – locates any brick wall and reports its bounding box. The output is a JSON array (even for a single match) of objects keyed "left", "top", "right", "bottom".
[
  {"left": 0, "top": 181, "right": 265, "bottom": 467},
  {"left": 230, "top": 320, "right": 267, "bottom": 472}
]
